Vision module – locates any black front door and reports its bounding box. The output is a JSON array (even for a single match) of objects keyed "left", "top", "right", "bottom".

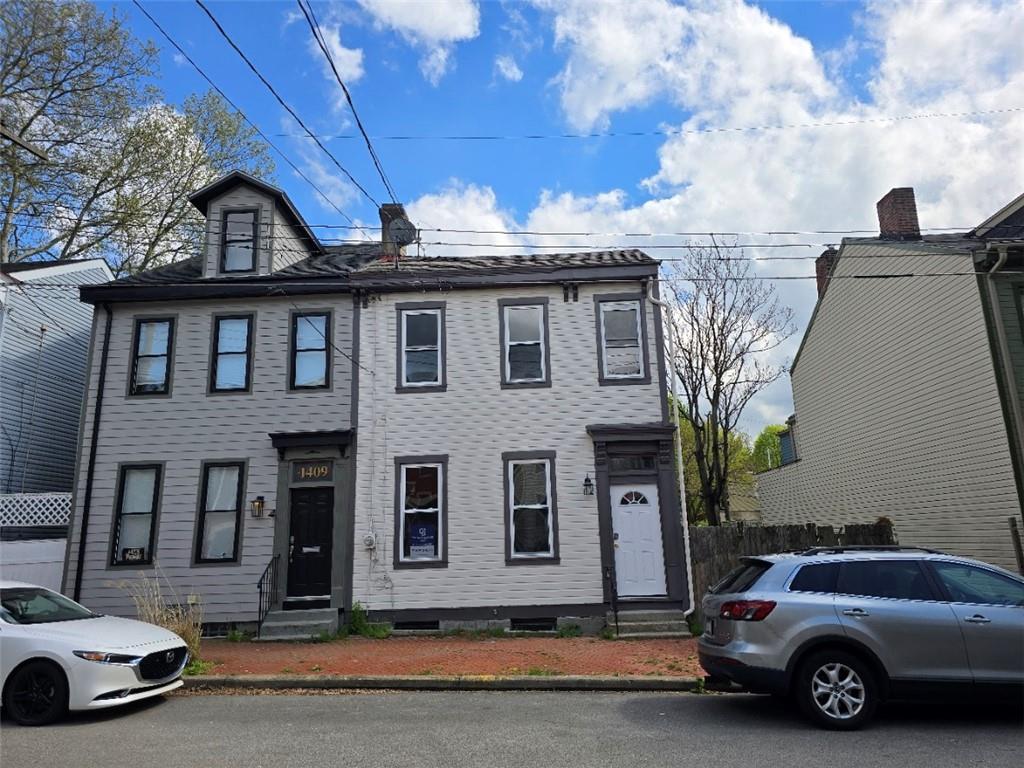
[{"left": 287, "top": 486, "right": 334, "bottom": 597}]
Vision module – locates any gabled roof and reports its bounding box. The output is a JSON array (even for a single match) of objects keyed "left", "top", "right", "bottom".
[
  {"left": 188, "top": 170, "right": 324, "bottom": 256},
  {"left": 973, "top": 190, "right": 1024, "bottom": 239},
  {"left": 0, "top": 258, "right": 113, "bottom": 282}
]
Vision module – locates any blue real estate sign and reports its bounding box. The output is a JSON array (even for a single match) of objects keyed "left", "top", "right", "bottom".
[{"left": 409, "top": 523, "right": 437, "bottom": 559}]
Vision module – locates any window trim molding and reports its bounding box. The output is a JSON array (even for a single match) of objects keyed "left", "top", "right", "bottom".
[
  {"left": 395, "top": 301, "right": 447, "bottom": 393},
  {"left": 127, "top": 315, "right": 176, "bottom": 398},
  {"left": 208, "top": 313, "right": 255, "bottom": 395},
  {"left": 503, "top": 450, "right": 560, "bottom": 565},
  {"left": 393, "top": 455, "right": 449, "bottom": 569},
  {"left": 288, "top": 309, "right": 333, "bottom": 392},
  {"left": 192, "top": 459, "right": 247, "bottom": 566},
  {"left": 593, "top": 293, "right": 651, "bottom": 386},
  {"left": 219, "top": 207, "right": 260, "bottom": 275},
  {"left": 498, "top": 297, "right": 551, "bottom": 389},
  {"left": 107, "top": 462, "right": 164, "bottom": 569}
]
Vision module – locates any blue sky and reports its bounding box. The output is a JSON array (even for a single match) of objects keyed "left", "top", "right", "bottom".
[{"left": 109, "top": 0, "right": 1024, "bottom": 433}]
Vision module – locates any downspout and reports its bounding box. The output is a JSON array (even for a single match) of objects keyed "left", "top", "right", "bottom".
[
  {"left": 73, "top": 303, "right": 112, "bottom": 602},
  {"left": 647, "top": 280, "right": 696, "bottom": 619}
]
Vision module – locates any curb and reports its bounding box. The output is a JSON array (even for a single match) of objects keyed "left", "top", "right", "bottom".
[{"left": 184, "top": 674, "right": 702, "bottom": 693}]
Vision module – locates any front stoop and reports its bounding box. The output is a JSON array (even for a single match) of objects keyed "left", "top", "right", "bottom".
[
  {"left": 258, "top": 608, "right": 338, "bottom": 641},
  {"left": 607, "top": 608, "right": 692, "bottom": 639}
]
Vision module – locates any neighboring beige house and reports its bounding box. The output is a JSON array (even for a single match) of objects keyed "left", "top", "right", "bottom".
[{"left": 758, "top": 187, "right": 1024, "bottom": 573}]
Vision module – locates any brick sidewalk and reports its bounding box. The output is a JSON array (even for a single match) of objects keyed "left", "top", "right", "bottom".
[{"left": 199, "top": 636, "right": 701, "bottom": 678}]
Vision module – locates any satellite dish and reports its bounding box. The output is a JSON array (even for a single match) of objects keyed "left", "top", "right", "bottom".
[{"left": 388, "top": 216, "right": 417, "bottom": 246}]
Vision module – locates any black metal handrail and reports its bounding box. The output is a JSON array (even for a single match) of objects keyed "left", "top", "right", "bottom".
[
  {"left": 604, "top": 564, "right": 620, "bottom": 637},
  {"left": 256, "top": 554, "right": 280, "bottom": 638}
]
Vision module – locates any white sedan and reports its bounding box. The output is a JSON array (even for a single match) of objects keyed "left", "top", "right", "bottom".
[{"left": 0, "top": 580, "right": 188, "bottom": 726}]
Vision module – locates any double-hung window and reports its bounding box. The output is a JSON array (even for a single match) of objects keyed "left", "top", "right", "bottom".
[
  {"left": 221, "top": 209, "right": 257, "bottom": 273},
  {"left": 505, "top": 454, "right": 558, "bottom": 562},
  {"left": 598, "top": 299, "right": 645, "bottom": 380},
  {"left": 195, "top": 462, "right": 244, "bottom": 563},
  {"left": 290, "top": 312, "right": 331, "bottom": 389},
  {"left": 110, "top": 465, "right": 161, "bottom": 565},
  {"left": 210, "top": 315, "right": 253, "bottom": 392},
  {"left": 398, "top": 305, "right": 444, "bottom": 389},
  {"left": 130, "top": 318, "right": 174, "bottom": 395},
  {"left": 501, "top": 301, "right": 549, "bottom": 386},
  {"left": 396, "top": 460, "right": 446, "bottom": 567}
]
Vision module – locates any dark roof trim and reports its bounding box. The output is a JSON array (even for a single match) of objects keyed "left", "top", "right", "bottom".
[
  {"left": 269, "top": 429, "right": 354, "bottom": 456},
  {"left": 80, "top": 279, "right": 355, "bottom": 304},
  {"left": 353, "top": 263, "right": 659, "bottom": 291},
  {"left": 79, "top": 264, "right": 659, "bottom": 304},
  {"left": 587, "top": 423, "right": 677, "bottom": 442},
  {"left": 188, "top": 170, "right": 324, "bottom": 256}
]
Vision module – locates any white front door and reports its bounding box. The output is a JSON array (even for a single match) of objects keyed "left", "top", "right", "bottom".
[{"left": 610, "top": 483, "right": 667, "bottom": 597}]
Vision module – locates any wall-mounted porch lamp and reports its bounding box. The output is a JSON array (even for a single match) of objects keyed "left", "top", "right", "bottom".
[
  {"left": 249, "top": 495, "right": 266, "bottom": 518},
  {"left": 582, "top": 474, "right": 595, "bottom": 496}
]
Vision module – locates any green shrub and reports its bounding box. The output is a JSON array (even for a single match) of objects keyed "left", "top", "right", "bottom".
[
  {"left": 598, "top": 626, "right": 616, "bottom": 640},
  {"left": 555, "top": 623, "right": 582, "bottom": 638},
  {"left": 183, "top": 658, "right": 214, "bottom": 676},
  {"left": 348, "top": 602, "right": 391, "bottom": 639},
  {"left": 226, "top": 628, "right": 252, "bottom": 643}
]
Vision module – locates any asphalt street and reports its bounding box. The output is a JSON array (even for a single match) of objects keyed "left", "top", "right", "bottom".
[{"left": 1, "top": 691, "right": 1021, "bottom": 768}]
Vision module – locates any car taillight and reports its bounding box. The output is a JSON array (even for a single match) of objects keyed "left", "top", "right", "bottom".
[{"left": 720, "top": 600, "right": 776, "bottom": 621}]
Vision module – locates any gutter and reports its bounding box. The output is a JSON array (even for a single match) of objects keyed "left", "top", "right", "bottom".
[
  {"left": 73, "top": 303, "right": 112, "bottom": 601},
  {"left": 646, "top": 280, "right": 696, "bottom": 619}
]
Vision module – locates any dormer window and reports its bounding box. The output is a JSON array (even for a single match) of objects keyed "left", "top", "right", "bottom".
[{"left": 221, "top": 209, "right": 258, "bottom": 273}]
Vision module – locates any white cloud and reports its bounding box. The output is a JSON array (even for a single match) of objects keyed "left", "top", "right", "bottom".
[
  {"left": 171, "top": 52, "right": 186, "bottom": 67},
  {"left": 494, "top": 55, "right": 523, "bottom": 83},
  {"left": 406, "top": 181, "right": 525, "bottom": 257},
  {"left": 407, "top": 0, "right": 1024, "bottom": 432},
  {"left": 309, "top": 22, "right": 365, "bottom": 110},
  {"left": 356, "top": 0, "right": 480, "bottom": 84}
]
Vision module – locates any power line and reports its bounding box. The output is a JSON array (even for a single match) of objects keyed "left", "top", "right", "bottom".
[
  {"left": 296, "top": 0, "right": 399, "bottom": 204},
  {"left": 194, "top": 0, "right": 380, "bottom": 209},
  {"left": 270, "top": 106, "right": 1024, "bottom": 141},
  {"left": 131, "top": 0, "right": 366, "bottom": 235},
  {"left": 13, "top": 284, "right": 79, "bottom": 342}
]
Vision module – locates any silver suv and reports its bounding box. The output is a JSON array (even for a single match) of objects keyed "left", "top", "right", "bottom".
[{"left": 697, "top": 546, "right": 1024, "bottom": 729}]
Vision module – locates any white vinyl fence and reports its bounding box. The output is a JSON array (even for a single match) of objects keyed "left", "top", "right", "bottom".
[{"left": 0, "top": 493, "right": 71, "bottom": 592}]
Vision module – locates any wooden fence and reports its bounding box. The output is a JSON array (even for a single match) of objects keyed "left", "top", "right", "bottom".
[{"left": 687, "top": 522, "right": 896, "bottom": 617}]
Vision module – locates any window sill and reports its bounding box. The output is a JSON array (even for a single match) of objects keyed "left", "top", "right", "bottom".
[
  {"left": 505, "top": 556, "right": 560, "bottom": 566},
  {"left": 394, "top": 559, "right": 448, "bottom": 570},
  {"left": 395, "top": 384, "right": 447, "bottom": 394},
  {"left": 598, "top": 376, "right": 651, "bottom": 386},
  {"left": 500, "top": 380, "right": 551, "bottom": 390},
  {"left": 107, "top": 561, "right": 155, "bottom": 570}
]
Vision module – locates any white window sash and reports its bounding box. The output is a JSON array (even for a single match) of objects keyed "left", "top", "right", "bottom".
[
  {"left": 401, "top": 310, "right": 442, "bottom": 386},
  {"left": 600, "top": 301, "right": 644, "bottom": 379},
  {"left": 399, "top": 463, "right": 443, "bottom": 562},
  {"left": 508, "top": 459, "right": 554, "bottom": 558},
  {"left": 504, "top": 306, "right": 546, "bottom": 383}
]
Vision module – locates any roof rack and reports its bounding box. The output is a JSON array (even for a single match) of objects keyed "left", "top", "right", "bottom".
[{"left": 796, "top": 545, "right": 945, "bottom": 556}]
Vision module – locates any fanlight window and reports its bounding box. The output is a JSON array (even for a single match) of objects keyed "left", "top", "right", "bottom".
[{"left": 620, "top": 491, "right": 649, "bottom": 505}]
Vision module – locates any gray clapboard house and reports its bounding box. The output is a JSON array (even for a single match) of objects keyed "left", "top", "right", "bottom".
[
  {"left": 758, "top": 187, "right": 1024, "bottom": 573},
  {"left": 0, "top": 259, "right": 112, "bottom": 494},
  {"left": 62, "top": 171, "right": 691, "bottom": 636}
]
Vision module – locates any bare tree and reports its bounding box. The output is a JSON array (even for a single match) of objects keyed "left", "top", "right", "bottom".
[{"left": 664, "top": 244, "right": 796, "bottom": 525}]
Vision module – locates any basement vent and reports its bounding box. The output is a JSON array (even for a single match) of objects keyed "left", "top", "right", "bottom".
[
  {"left": 510, "top": 617, "right": 556, "bottom": 632},
  {"left": 393, "top": 620, "right": 440, "bottom": 631}
]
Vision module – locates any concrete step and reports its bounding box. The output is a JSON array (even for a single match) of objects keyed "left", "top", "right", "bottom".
[
  {"left": 608, "top": 609, "right": 689, "bottom": 623},
  {"left": 614, "top": 630, "right": 693, "bottom": 640},
  {"left": 265, "top": 607, "right": 337, "bottom": 624},
  {"left": 613, "top": 621, "right": 690, "bottom": 634}
]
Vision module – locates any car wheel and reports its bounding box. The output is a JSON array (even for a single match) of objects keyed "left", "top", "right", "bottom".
[
  {"left": 2, "top": 660, "right": 69, "bottom": 726},
  {"left": 796, "top": 650, "right": 878, "bottom": 730}
]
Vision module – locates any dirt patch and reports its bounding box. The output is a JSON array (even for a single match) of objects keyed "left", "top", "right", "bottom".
[{"left": 198, "top": 636, "right": 701, "bottom": 678}]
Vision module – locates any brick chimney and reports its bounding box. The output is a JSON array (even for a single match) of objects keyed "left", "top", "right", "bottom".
[
  {"left": 379, "top": 203, "right": 409, "bottom": 261},
  {"left": 876, "top": 187, "right": 920, "bottom": 240},
  {"left": 815, "top": 247, "right": 838, "bottom": 297}
]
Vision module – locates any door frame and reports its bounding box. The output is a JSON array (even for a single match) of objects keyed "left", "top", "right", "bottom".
[
  {"left": 588, "top": 424, "right": 689, "bottom": 607},
  {"left": 272, "top": 438, "right": 355, "bottom": 615}
]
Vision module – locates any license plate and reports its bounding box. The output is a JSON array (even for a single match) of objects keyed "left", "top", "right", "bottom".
[{"left": 705, "top": 618, "right": 715, "bottom": 636}]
